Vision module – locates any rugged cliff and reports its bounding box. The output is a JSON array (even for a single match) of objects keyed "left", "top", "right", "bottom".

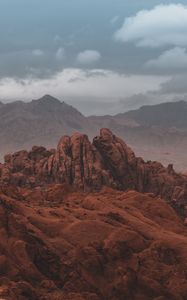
[{"left": 1, "top": 129, "right": 187, "bottom": 217}]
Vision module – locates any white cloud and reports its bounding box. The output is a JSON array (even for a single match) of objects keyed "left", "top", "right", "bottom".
[
  {"left": 32, "top": 49, "right": 44, "bottom": 56},
  {"left": 76, "top": 50, "right": 101, "bottom": 65},
  {"left": 55, "top": 47, "right": 65, "bottom": 60},
  {"left": 0, "top": 68, "right": 168, "bottom": 103},
  {"left": 145, "top": 47, "right": 187, "bottom": 71},
  {"left": 115, "top": 4, "right": 187, "bottom": 47}
]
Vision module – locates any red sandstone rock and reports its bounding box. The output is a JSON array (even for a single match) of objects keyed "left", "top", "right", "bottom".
[
  {"left": 1, "top": 128, "right": 187, "bottom": 217},
  {"left": 2, "top": 129, "right": 187, "bottom": 299},
  {"left": 0, "top": 186, "right": 187, "bottom": 299}
]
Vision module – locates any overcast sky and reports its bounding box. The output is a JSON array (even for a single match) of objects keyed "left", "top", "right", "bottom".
[{"left": 0, "top": 0, "right": 187, "bottom": 115}]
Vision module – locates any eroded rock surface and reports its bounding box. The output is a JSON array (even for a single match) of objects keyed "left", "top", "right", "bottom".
[
  {"left": 1, "top": 129, "right": 187, "bottom": 216},
  {"left": 1, "top": 185, "right": 187, "bottom": 299}
]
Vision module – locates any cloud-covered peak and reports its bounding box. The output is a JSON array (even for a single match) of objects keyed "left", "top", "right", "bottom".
[
  {"left": 0, "top": 68, "right": 166, "bottom": 114},
  {"left": 115, "top": 4, "right": 187, "bottom": 48}
]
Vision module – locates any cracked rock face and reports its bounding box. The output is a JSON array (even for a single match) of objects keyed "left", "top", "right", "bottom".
[{"left": 1, "top": 128, "right": 187, "bottom": 217}]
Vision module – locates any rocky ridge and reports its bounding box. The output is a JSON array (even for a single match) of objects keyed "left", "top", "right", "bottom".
[{"left": 1, "top": 128, "right": 187, "bottom": 217}]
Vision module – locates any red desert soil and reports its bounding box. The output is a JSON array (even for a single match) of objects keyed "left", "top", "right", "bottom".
[{"left": 1, "top": 184, "right": 187, "bottom": 300}]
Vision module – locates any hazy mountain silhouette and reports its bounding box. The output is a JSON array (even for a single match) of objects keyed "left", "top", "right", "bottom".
[
  {"left": 122, "top": 100, "right": 187, "bottom": 128},
  {"left": 0, "top": 95, "right": 93, "bottom": 157},
  {"left": 1, "top": 95, "right": 187, "bottom": 171}
]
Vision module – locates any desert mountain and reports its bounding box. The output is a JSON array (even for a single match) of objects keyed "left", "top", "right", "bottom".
[
  {"left": 1, "top": 130, "right": 187, "bottom": 299},
  {"left": 89, "top": 101, "right": 187, "bottom": 171},
  {"left": 0, "top": 95, "right": 93, "bottom": 159},
  {"left": 1, "top": 96, "right": 187, "bottom": 171},
  {"left": 122, "top": 100, "right": 187, "bottom": 128}
]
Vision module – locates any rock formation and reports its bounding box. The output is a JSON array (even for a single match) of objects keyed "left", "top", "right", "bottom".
[
  {"left": 1, "top": 185, "right": 187, "bottom": 299},
  {"left": 1, "top": 129, "right": 187, "bottom": 299},
  {"left": 1, "top": 128, "right": 187, "bottom": 217}
]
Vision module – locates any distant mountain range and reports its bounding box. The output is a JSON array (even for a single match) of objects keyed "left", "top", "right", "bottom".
[
  {"left": 122, "top": 100, "right": 187, "bottom": 128},
  {"left": 0, "top": 95, "right": 187, "bottom": 171},
  {"left": 90, "top": 100, "right": 187, "bottom": 171},
  {"left": 0, "top": 95, "right": 93, "bottom": 156}
]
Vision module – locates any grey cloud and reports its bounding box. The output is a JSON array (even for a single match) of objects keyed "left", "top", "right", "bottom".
[
  {"left": 55, "top": 48, "right": 66, "bottom": 61},
  {"left": 32, "top": 49, "right": 44, "bottom": 56},
  {"left": 76, "top": 50, "right": 101, "bottom": 65},
  {"left": 145, "top": 47, "right": 187, "bottom": 73},
  {"left": 110, "top": 16, "right": 120, "bottom": 25},
  {"left": 159, "top": 75, "right": 187, "bottom": 95},
  {"left": 0, "top": 68, "right": 167, "bottom": 115}
]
